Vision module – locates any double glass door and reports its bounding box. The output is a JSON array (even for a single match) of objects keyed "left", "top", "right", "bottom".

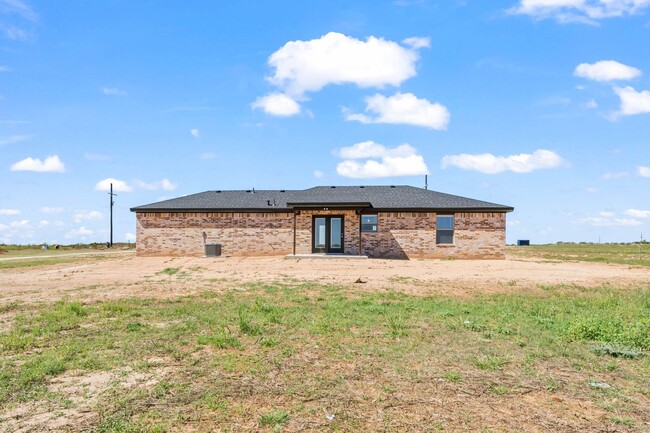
[{"left": 313, "top": 216, "right": 344, "bottom": 253}]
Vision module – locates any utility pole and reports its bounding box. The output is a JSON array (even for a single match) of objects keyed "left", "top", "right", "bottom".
[{"left": 109, "top": 183, "right": 117, "bottom": 247}]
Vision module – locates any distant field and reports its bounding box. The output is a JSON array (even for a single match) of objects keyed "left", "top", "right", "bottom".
[
  {"left": 0, "top": 244, "right": 135, "bottom": 269},
  {"left": 507, "top": 242, "right": 650, "bottom": 267}
]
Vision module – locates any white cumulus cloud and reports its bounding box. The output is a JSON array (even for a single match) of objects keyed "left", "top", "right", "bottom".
[
  {"left": 313, "top": 170, "right": 324, "bottom": 178},
  {"left": 10, "top": 155, "right": 65, "bottom": 173},
  {"left": 580, "top": 216, "right": 641, "bottom": 226},
  {"left": 335, "top": 141, "right": 429, "bottom": 179},
  {"left": 613, "top": 86, "right": 650, "bottom": 117},
  {"left": 65, "top": 226, "right": 94, "bottom": 239},
  {"left": 133, "top": 178, "right": 177, "bottom": 191},
  {"left": 40, "top": 206, "right": 63, "bottom": 214},
  {"left": 402, "top": 36, "right": 431, "bottom": 49},
  {"left": 95, "top": 178, "right": 132, "bottom": 192},
  {"left": 73, "top": 210, "right": 103, "bottom": 223},
  {"left": 10, "top": 219, "right": 30, "bottom": 228},
  {"left": 638, "top": 166, "right": 650, "bottom": 177},
  {"left": 252, "top": 93, "right": 301, "bottom": 116},
  {"left": 625, "top": 208, "right": 650, "bottom": 218},
  {"left": 265, "top": 32, "right": 424, "bottom": 97},
  {"left": 574, "top": 60, "right": 641, "bottom": 81},
  {"left": 345, "top": 92, "right": 450, "bottom": 130},
  {"left": 441, "top": 149, "right": 566, "bottom": 174},
  {"left": 190, "top": 128, "right": 200, "bottom": 138},
  {"left": 509, "top": 0, "right": 650, "bottom": 24},
  {"left": 0, "top": 208, "right": 21, "bottom": 216}
]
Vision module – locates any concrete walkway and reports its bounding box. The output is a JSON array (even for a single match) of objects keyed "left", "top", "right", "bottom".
[{"left": 285, "top": 254, "right": 368, "bottom": 259}]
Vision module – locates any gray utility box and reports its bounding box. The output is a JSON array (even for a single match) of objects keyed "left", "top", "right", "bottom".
[{"left": 205, "top": 244, "right": 222, "bottom": 257}]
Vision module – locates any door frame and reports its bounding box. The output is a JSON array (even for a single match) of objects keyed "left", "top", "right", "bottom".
[{"left": 312, "top": 215, "right": 344, "bottom": 254}]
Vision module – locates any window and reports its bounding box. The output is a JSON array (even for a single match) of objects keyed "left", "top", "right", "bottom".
[
  {"left": 436, "top": 215, "right": 454, "bottom": 244},
  {"left": 361, "top": 214, "right": 378, "bottom": 232}
]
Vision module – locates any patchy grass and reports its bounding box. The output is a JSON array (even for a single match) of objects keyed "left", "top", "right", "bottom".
[
  {"left": 1, "top": 283, "right": 648, "bottom": 431},
  {"left": 0, "top": 255, "right": 107, "bottom": 269},
  {"left": 259, "top": 409, "right": 289, "bottom": 428},
  {"left": 508, "top": 242, "right": 650, "bottom": 267}
]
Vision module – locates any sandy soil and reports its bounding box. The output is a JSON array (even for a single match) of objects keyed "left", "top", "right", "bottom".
[
  {"left": 1, "top": 255, "right": 649, "bottom": 432},
  {"left": 1, "top": 254, "right": 648, "bottom": 307}
]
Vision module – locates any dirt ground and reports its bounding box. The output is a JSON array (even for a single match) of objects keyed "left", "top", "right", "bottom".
[
  {"left": 1, "top": 254, "right": 649, "bottom": 433},
  {"left": 1, "top": 253, "right": 648, "bottom": 307}
]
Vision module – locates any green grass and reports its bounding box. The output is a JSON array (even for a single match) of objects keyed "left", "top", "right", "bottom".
[
  {"left": 0, "top": 255, "right": 105, "bottom": 269},
  {"left": 259, "top": 410, "right": 289, "bottom": 427},
  {"left": 1, "top": 283, "right": 648, "bottom": 431},
  {"left": 508, "top": 242, "right": 650, "bottom": 267}
]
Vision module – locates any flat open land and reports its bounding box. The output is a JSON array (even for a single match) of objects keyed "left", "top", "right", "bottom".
[{"left": 1, "top": 247, "right": 649, "bottom": 432}]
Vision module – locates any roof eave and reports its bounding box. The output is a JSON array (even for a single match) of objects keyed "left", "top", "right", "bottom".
[
  {"left": 131, "top": 206, "right": 514, "bottom": 213},
  {"left": 130, "top": 207, "right": 293, "bottom": 213}
]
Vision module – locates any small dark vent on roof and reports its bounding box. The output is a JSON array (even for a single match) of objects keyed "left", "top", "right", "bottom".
[
  {"left": 245, "top": 190, "right": 251, "bottom": 193},
  {"left": 216, "top": 190, "right": 221, "bottom": 193},
  {"left": 330, "top": 186, "right": 336, "bottom": 188},
  {"left": 280, "top": 190, "right": 285, "bottom": 192},
  {"left": 359, "top": 186, "right": 365, "bottom": 188},
  {"left": 390, "top": 185, "right": 396, "bottom": 188}
]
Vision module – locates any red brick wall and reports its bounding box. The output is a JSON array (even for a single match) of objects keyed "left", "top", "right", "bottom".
[
  {"left": 360, "top": 212, "right": 506, "bottom": 259},
  {"left": 135, "top": 211, "right": 507, "bottom": 259},
  {"left": 135, "top": 212, "right": 294, "bottom": 256}
]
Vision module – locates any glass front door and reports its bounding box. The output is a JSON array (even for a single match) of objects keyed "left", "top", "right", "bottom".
[{"left": 312, "top": 216, "right": 344, "bottom": 253}]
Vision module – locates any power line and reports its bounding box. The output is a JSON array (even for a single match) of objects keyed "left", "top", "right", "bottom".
[{"left": 108, "top": 183, "right": 117, "bottom": 247}]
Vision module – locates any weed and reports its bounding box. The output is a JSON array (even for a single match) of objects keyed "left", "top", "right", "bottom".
[
  {"left": 489, "top": 384, "right": 510, "bottom": 395},
  {"left": 0, "top": 301, "right": 21, "bottom": 313},
  {"left": 126, "top": 322, "right": 145, "bottom": 332},
  {"left": 611, "top": 417, "right": 635, "bottom": 427},
  {"left": 238, "top": 307, "right": 263, "bottom": 336},
  {"left": 544, "top": 376, "right": 561, "bottom": 392},
  {"left": 259, "top": 409, "right": 289, "bottom": 427},
  {"left": 66, "top": 302, "right": 88, "bottom": 317},
  {"left": 444, "top": 371, "right": 461, "bottom": 382},
  {"left": 159, "top": 267, "right": 180, "bottom": 276},
  {"left": 386, "top": 312, "right": 408, "bottom": 337},
  {"left": 474, "top": 354, "right": 510, "bottom": 371},
  {"left": 463, "top": 320, "right": 487, "bottom": 332},
  {"left": 261, "top": 337, "right": 279, "bottom": 347},
  {"left": 591, "top": 343, "right": 644, "bottom": 359},
  {"left": 197, "top": 328, "right": 242, "bottom": 349}
]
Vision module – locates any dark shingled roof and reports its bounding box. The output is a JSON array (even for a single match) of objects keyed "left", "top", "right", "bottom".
[{"left": 130, "top": 186, "right": 513, "bottom": 212}]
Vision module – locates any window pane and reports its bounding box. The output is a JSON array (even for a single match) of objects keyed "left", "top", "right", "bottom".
[
  {"left": 437, "top": 230, "right": 454, "bottom": 244},
  {"left": 314, "top": 218, "right": 326, "bottom": 248},
  {"left": 361, "top": 215, "right": 378, "bottom": 232},
  {"left": 330, "top": 218, "right": 342, "bottom": 249},
  {"left": 437, "top": 215, "right": 454, "bottom": 230}
]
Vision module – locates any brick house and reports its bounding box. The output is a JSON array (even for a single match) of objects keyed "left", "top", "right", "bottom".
[{"left": 130, "top": 186, "right": 514, "bottom": 259}]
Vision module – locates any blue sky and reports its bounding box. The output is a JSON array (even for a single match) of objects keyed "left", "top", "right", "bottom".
[{"left": 1, "top": 0, "right": 649, "bottom": 245}]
